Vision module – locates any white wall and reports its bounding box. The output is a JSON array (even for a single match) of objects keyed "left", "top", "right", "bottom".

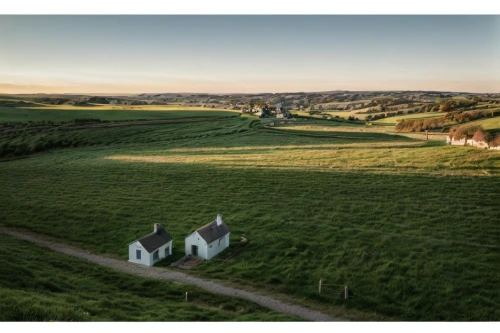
[
  {"left": 128, "top": 241, "right": 151, "bottom": 266},
  {"left": 447, "top": 137, "right": 468, "bottom": 146},
  {"left": 148, "top": 240, "right": 173, "bottom": 266},
  {"left": 447, "top": 137, "right": 493, "bottom": 150},
  {"left": 206, "top": 232, "right": 230, "bottom": 260},
  {"left": 185, "top": 231, "right": 231, "bottom": 260},
  {"left": 128, "top": 240, "right": 173, "bottom": 266},
  {"left": 185, "top": 231, "right": 208, "bottom": 259}
]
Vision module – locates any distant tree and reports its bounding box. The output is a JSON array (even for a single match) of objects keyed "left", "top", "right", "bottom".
[
  {"left": 489, "top": 134, "right": 500, "bottom": 147},
  {"left": 472, "top": 128, "right": 492, "bottom": 143}
]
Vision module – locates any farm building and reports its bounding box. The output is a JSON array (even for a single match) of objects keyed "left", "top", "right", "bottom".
[
  {"left": 446, "top": 135, "right": 490, "bottom": 149},
  {"left": 185, "top": 214, "right": 230, "bottom": 260},
  {"left": 128, "top": 223, "right": 173, "bottom": 266}
]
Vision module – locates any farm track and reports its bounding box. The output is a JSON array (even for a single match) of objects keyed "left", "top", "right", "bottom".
[{"left": 0, "top": 227, "right": 340, "bottom": 322}]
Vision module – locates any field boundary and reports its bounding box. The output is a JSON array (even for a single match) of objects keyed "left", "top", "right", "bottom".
[{"left": 0, "top": 227, "right": 341, "bottom": 322}]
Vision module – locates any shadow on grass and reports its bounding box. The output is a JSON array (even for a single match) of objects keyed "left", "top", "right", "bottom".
[{"left": 2, "top": 157, "right": 500, "bottom": 320}]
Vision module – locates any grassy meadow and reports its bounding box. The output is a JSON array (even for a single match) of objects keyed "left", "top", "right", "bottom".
[
  {"left": 2, "top": 112, "right": 500, "bottom": 321},
  {"left": 465, "top": 115, "right": 500, "bottom": 132},
  {"left": 0, "top": 234, "right": 299, "bottom": 321},
  {"left": 372, "top": 112, "right": 446, "bottom": 124},
  {"left": 0, "top": 105, "right": 237, "bottom": 123}
]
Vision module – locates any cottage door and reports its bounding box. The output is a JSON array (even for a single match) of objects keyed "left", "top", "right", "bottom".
[{"left": 191, "top": 245, "right": 198, "bottom": 256}]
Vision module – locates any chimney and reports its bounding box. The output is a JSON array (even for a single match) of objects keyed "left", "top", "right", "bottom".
[
  {"left": 154, "top": 223, "right": 160, "bottom": 233},
  {"left": 216, "top": 214, "right": 223, "bottom": 226}
]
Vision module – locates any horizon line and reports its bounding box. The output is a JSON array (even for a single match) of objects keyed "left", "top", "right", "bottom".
[{"left": 1, "top": 89, "right": 499, "bottom": 96}]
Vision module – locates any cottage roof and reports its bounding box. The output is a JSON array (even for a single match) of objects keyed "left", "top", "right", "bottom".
[
  {"left": 472, "top": 129, "right": 488, "bottom": 142},
  {"left": 195, "top": 217, "right": 230, "bottom": 244},
  {"left": 137, "top": 224, "right": 172, "bottom": 253}
]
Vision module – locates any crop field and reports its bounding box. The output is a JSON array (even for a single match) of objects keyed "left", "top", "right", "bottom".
[
  {"left": 0, "top": 234, "right": 298, "bottom": 321},
  {"left": 2, "top": 114, "right": 500, "bottom": 321},
  {"left": 0, "top": 105, "right": 236, "bottom": 123}
]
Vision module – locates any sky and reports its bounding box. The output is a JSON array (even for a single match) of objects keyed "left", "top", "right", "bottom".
[{"left": 1, "top": 15, "right": 499, "bottom": 94}]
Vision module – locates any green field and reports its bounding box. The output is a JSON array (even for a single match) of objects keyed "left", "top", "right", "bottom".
[
  {"left": 373, "top": 112, "right": 446, "bottom": 124},
  {"left": 295, "top": 111, "right": 354, "bottom": 120},
  {"left": 2, "top": 115, "right": 500, "bottom": 321},
  {"left": 0, "top": 106, "right": 237, "bottom": 123},
  {"left": 465, "top": 116, "right": 500, "bottom": 132},
  {"left": 0, "top": 234, "right": 298, "bottom": 321}
]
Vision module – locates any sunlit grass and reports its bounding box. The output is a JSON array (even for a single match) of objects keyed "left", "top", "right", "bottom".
[
  {"left": 373, "top": 112, "right": 446, "bottom": 124},
  {"left": 2, "top": 115, "right": 500, "bottom": 320}
]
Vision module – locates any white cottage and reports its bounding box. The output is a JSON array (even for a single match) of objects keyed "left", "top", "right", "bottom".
[
  {"left": 185, "top": 214, "right": 230, "bottom": 260},
  {"left": 128, "top": 223, "right": 173, "bottom": 266}
]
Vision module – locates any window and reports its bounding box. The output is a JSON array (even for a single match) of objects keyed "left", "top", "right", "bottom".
[
  {"left": 153, "top": 250, "right": 159, "bottom": 262},
  {"left": 136, "top": 249, "right": 141, "bottom": 260},
  {"left": 165, "top": 246, "right": 169, "bottom": 257}
]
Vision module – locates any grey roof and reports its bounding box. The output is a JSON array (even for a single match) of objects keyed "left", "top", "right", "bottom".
[
  {"left": 137, "top": 225, "right": 172, "bottom": 253},
  {"left": 196, "top": 219, "right": 230, "bottom": 244}
]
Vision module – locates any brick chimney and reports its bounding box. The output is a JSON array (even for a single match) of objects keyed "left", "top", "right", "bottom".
[
  {"left": 154, "top": 223, "right": 160, "bottom": 233},
  {"left": 216, "top": 214, "right": 223, "bottom": 226}
]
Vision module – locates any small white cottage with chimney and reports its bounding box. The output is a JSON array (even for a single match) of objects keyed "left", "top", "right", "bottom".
[
  {"left": 128, "top": 223, "right": 173, "bottom": 266},
  {"left": 185, "top": 214, "right": 230, "bottom": 260}
]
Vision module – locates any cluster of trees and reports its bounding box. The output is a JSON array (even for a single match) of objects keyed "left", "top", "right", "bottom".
[
  {"left": 438, "top": 99, "right": 478, "bottom": 112},
  {"left": 449, "top": 124, "right": 484, "bottom": 140},
  {"left": 395, "top": 118, "right": 445, "bottom": 132},
  {"left": 490, "top": 134, "right": 500, "bottom": 147},
  {"left": 416, "top": 103, "right": 440, "bottom": 113},
  {"left": 396, "top": 107, "right": 500, "bottom": 133},
  {"left": 443, "top": 109, "right": 500, "bottom": 123}
]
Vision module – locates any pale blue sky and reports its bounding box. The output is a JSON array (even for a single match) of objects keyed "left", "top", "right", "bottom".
[{"left": 0, "top": 15, "right": 499, "bottom": 93}]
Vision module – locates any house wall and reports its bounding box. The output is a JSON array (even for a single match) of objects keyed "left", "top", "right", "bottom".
[
  {"left": 185, "top": 232, "right": 208, "bottom": 259},
  {"left": 148, "top": 240, "right": 173, "bottom": 266},
  {"left": 469, "top": 139, "right": 489, "bottom": 149},
  {"left": 128, "top": 241, "right": 151, "bottom": 266},
  {"left": 129, "top": 240, "right": 172, "bottom": 267},
  {"left": 447, "top": 137, "right": 492, "bottom": 149},
  {"left": 206, "top": 232, "right": 231, "bottom": 260},
  {"left": 447, "top": 137, "right": 468, "bottom": 146}
]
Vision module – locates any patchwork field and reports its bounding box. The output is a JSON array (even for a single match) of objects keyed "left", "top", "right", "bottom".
[{"left": 2, "top": 112, "right": 500, "bottom": 321}]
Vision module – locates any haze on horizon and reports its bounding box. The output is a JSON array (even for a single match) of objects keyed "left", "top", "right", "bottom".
[{"left": 1, "top": 15, "right": 499, "bottom": 94}]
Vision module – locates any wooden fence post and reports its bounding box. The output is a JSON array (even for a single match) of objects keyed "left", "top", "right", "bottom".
[
  {"left": 344, "top": 286, "right": 348, "bottom": 300},
  {"left": 185, "top": 292, "right": 188, "bottom": 302},
  {"left": 319, "top": 279, "right": 322, "bottom": 294}
]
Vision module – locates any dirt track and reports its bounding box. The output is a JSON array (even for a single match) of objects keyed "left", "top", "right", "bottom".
[{"left": 0, "top": 227, "right": 341, "bottom": 322}]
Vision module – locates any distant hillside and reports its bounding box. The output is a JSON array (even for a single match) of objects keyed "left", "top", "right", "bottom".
[{"left": 87, "top": 96, "right": 110, "bottom": 104}]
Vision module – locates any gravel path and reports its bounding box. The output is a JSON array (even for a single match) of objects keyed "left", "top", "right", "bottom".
[{"left": 0, "top": 228, "right": 341, "bottom": 322}]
